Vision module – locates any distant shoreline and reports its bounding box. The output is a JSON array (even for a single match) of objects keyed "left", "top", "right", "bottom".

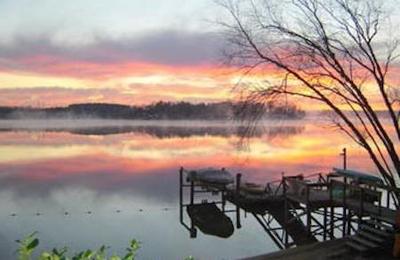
[{"left": 0, "top": 101, "right": 306, "bottom": 120}]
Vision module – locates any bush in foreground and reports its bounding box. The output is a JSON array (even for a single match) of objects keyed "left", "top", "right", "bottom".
[{"left": 16, "top": 232, "right": 140, "bottom": 260}]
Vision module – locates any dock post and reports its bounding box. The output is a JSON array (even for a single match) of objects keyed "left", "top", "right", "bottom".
[
  {"left": 222, "top": 189, "right": 226, "bottom": 213},
  {"left": 323, "top": 206, "right": 327, "bottom": 241},
  {"left": 190, "top": 217, "right": 197, "bottom": 238},
  {"left": 236, "top": 173, "right": 242, "bottom": 229},
  {"left": 341, "top": 148, "right": 347, "bottom": 170},
  {"left": 283, "top": 176, "right": 289, "bottom": 247},
  {"left": 378, "top": 189, "right": 382, "bottom": 216},
  {"left": 179, "top": 167, "right": 184, "bottom": 223},
  {"left": 386, "top": 189, "right": 390, "bottom": 208},
  {"left": 190, "top": 173, "right": 194, "bottom": 206},
  {"left": 306, "top": 185, "right": 311, "bottom": 235},
  {"left": 359, "top": 188, "right": 364, "bottom": 225},
  {"left": 342, "top": 178, "right": 347, "bottom": 237},
  {"left": 346, "top": 211, "right": 352, "bottom": 235},
  {"left": 329, "top": 180, "right": 334, "bottom": 239}
]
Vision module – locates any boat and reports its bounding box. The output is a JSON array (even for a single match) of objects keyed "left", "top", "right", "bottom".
[
  {"left": 187, "top": 202, "right": 234, "bottom": 238},
  {"left": 187, "top": 168, "right": 234, "bottom": 185},
  {"left": 331, "top": 168, "right": 383, "bottom": 184},
  {"left": 239, "top": 182, "right": 266, "bottom": 195},
  {"left": 330, "top": 168, "right": 382, "bottom": 202}
]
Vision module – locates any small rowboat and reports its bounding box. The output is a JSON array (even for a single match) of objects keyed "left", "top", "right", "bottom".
[{"left": 187, "top": 168, "right": 234, "bottom": 185}]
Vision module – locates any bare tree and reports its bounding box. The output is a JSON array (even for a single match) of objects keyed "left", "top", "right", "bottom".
[{"left": 217, "top": 0, "right": 400, "bottom": 197}]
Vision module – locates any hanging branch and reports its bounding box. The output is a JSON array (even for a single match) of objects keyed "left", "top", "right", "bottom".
[{"left": 217, "top": 0, "right": 400, "bottom": 198}]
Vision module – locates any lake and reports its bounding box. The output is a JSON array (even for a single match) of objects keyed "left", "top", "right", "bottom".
[{"left": 0, "top": 118, "right": 377, "bottom": 259}]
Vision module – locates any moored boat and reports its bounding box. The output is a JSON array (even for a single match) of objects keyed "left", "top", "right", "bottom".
[
  {"left": 187, "top": 168, "right": 234, "bottom": 185},
  {"left": 239, "top": 182, "right": 266, "bottom": 195}
]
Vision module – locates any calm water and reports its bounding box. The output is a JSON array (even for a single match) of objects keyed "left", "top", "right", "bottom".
[{"left": 0, "top": 118, "right": 376, "bottom": 259}]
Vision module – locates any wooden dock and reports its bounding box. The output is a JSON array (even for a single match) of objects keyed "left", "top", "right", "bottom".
[{"left": 179, "top": 167, "right": 399, "bottom": 256}]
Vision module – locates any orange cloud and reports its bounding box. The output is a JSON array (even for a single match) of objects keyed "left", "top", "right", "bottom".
[{"left": 0, "top": 49, "right": 397, "bottom": 110}]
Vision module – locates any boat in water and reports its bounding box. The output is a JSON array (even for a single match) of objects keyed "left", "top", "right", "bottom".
[
  {"left": 187, "top": 168, "right": 234, "bottom": 185},
  {"left": 239, "top": 182, "right": 266, "bottom": 195}
]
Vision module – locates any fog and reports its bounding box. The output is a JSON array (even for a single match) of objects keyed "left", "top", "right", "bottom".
[{"left": 0, "top": 119, "right": 306, "bottom": 138}]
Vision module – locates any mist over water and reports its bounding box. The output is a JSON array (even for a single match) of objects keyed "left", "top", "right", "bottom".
[
  {"left": 0, "top": 118, "right": 376, "bottom": 258},
  {"left": 0, "top": 119, "right": 306, "bottom": 140}
]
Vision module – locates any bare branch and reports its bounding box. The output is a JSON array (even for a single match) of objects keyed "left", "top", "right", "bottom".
[{"left": 218, "top": 0, "right": 400, "bottom": 192}]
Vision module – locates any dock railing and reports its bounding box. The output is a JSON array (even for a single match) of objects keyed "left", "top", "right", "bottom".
[
  {"left": 266, "top": 178, "right": 284, "bottom": 196},
  {"left": 280, "top": 174, "right": 400, "bottom": 240},
  {"left": 281, "top": 173, "right": 329, "bottom": 198},
  {"left": 330, "top": 178, "right": 399, "bottom": 224},
  {"left": 280, "top": 173, "right": 331, "bottom": 240},
  {"left": 179, "top": 166, "right": 400, "bottom": 244},
  {"left": 267, "top": 172, "right": 328, "bottom": 198}
]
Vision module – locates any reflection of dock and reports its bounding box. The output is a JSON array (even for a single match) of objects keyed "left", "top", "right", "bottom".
[{"left": 179, "top": 167, "right": 398, "bottom": 256}]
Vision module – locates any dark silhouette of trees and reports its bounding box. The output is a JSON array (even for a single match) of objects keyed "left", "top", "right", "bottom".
[
  {"left": 0, "top": 101, "right": 305, "bottom": 120},
  {"left": 217, "top": 0, "right": 400, "bottom": 196}
]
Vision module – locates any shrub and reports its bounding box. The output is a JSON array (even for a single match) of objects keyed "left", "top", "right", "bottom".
[{"left": 16, "top": 232, "right": 140, "bottom": 260}]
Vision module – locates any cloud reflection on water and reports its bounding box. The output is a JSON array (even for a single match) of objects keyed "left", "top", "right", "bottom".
[{"left": 0, "top": 119, "right": 378, "bottom": 259}]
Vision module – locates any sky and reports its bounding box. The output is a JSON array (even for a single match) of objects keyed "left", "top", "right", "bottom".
[
  {"left": 0, "top": 0, "right": 399, "bottom": 109},
  {"left": 0, "top": 0, "right": 235, "bottom": 107}
]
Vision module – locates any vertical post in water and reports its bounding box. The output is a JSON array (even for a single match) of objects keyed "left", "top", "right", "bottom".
[
  {"left": 341, "top": 148, "right": 347, "bottom": 170},
  {"left": 306, "top": 185, "right": 311, "bottom": 235},
  {"left": 190, "top": 171, "right": 194, "bottom": 206},
  {"left": 236, "top": 173, "right": 242, "bottom": 229},
  {"left": 329, "top": 180, "right": 334, "bottom": 239},
  {"left": 347, "top": 211, "right": 352, "bottom": 235},
  {"left": 342, "top": 177, "right": 347, "bottom": 237},
  {"left": 386, "top": 189, "right": 390, "bottom": 208},
  {"left": 359, "top": 188, "right": 364, "bottom": 225},
  {"left": 222, "top": 188, "right": 226, "bottom": 213},
  {"left": 323, "top": 206, "right": 327, "bottom": 241},
  {"left": 283, "top": 175, "right": 289, "bottom": 246},
  {"left": 179, "top": 167, "right": 183, "bottom": 223}
]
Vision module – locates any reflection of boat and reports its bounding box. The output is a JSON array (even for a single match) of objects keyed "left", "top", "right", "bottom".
[
  {"left": 187, "top": 203, "right": 234, "bottom": 238},
  {"left": 187, "top": 168, "right": 234, "bottom": 185}
]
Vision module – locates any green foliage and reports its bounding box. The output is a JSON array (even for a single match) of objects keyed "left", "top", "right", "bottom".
[
  {"left": 16, "top": 233, "right": 140, "bottom": 260},
  {"left": 16, "top": 232, "right": 40, "bottom": 260}
]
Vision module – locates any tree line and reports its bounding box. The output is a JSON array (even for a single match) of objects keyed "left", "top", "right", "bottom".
[{"left": 0, "top": 101, "right": 305, "bottom": 120}]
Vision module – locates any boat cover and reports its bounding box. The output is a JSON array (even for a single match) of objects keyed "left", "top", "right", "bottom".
[
  {"left": 332, "top": 168, "right": 383, "bottom": 184},
  {"left": 187, "top": 168, "right": 234, "bottom": 185}
]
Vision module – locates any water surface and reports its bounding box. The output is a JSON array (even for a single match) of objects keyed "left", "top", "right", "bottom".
[{"left": 0, "top": 118, "right": 375, "bottom": 259}]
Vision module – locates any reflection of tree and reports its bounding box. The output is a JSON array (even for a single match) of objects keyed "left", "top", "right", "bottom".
[
  {"left": 263, "top": 126, "right": 305, "bottom": 139},
  {"left": 2, "top": 125, "right": 304, "bottom": 139}
]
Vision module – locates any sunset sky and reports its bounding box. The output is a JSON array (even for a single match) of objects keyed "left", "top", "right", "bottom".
[
  {"left": 0, "top": 0, "right": 236, "bottom": 107},
  {"left": 0, "top": 0, "right": 399, "bottom": 109}
]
